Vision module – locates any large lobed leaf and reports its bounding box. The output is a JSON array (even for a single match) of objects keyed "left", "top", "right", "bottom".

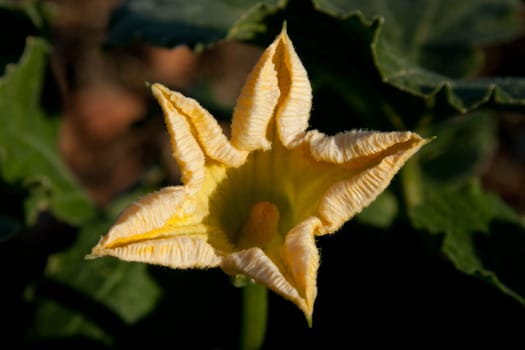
[
  {"left": 410, "top": 179, "right": 525, "bottom": 306},
  {"left": 0, "top": 38, "right": 95, "bottom": 229},
  {"left": 313, "top": 0, "right": 525, "bottom": 113}
]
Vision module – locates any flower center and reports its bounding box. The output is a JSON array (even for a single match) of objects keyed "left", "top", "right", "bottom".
[{"left": 236, "top": 201, "right": 280, "bottom": 250}]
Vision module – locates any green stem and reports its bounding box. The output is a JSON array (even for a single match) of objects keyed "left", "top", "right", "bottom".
[{"left": 240, "top": 282, "right": 268, "bottom": 350}]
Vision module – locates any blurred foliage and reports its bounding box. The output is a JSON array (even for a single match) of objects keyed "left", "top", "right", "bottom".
[
  {"left": 106, "top": 0, "right": 287, "bottom": 48},
  {"left": 0, "top": 0, "right": 54, "bottom": 76},
  {"left": 28, "top": 217, "right": 162, "bottom": 345},
  {"left": 2, "top": 0, "right": 525, "bottom": 348},
  {"left": 0, "top": 38, "right": 95, "bottom": 236}
]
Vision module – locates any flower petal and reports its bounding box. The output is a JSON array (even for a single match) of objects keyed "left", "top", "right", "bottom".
[
  {"left": 93, "top": 235, "right": 221, "bottom": 269},
  {"left": 221, "top": 248, "right": 310, "bottom": 316},
  {"left": 274, "top": 29, "right": 312, "bottom": 147},
  {"left": 307, "top": 129, "right": 423, "bottom": 164},
  {"left": 152, "top": 85, "right": 205, "bottom": 193},
  {"left": 284, "top": 217, "right": 321, "bottom": 321},
  {"left": 310, "top": 131, "right": 429, "bottom": 234},
  {"left": 94, "top": 186, "right": 195, "bottom": 246},
  {"left": 152, "top": 83, "right": 248, "bottom": 167},
  {"left": 230, "top": 30, "right": 280, "bottom": 151},
  {"left": 89, "top": 186, "right": 230, "bottom": 267}
]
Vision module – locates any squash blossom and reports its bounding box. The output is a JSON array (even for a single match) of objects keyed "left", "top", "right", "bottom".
[{"left": 88, "top": 27, "right": 427, "bottom": 321}]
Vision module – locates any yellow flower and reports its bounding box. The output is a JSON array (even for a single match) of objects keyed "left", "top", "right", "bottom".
[{"left": 88, "top": 27, "right": 427, "bottom": 322}]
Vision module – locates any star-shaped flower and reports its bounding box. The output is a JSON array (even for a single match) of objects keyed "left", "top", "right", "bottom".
[{"left": 89, "top": 27, "right": 427, "bottom": 322}]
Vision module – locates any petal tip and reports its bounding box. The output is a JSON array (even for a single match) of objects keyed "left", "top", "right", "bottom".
[
  {"left": 151, "top": 82, "right": 167, "bottom": 97},
  {"left": 84, "top": 253, "right": 99, "bottom": 260},
  {"left": 85, "top": 244, "right": 113, "bottom": 261},
  {"left": 85, "top": 243, "right": 106, "bottom": 260},
  {"left": 305, "top": 312, "right": 313, "bottom": 328},
  {"left": 281, "top": 20, "right": 288, "bottom": 34},
  {"left": 425, "top": 135, "right": 438, "bottom": 144}
]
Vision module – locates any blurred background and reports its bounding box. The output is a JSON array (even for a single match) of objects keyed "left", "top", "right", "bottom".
[{"left": 1, "top": 0, "right": 525, "bottom": 348}]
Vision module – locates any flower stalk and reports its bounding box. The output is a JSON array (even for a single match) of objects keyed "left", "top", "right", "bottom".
[{"left": 240, "top": 282, "right": 268, "bottom": 350}]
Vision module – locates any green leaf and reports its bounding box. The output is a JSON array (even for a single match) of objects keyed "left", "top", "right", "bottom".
[
  {"left": 106, "top": 0, "right": 286, "bottom": 48},
  {"left": 313, "top": 0, "right": 525, "bottom": 113},
  {"left": 0, "top": 38, "right": 95, "bottom": 226},
  {"left": 29, "top": 219, "right": 162, "bottom": 344},
  {"left": 410, "top": 179, "right": 525, "bottom": 305}
]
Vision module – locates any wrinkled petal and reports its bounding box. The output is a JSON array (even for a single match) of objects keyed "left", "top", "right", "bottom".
[
  {"left": 92, "top": 235, "right": 221, "bottom": 269},
  {"left": 152, "top": 84, "right": 248, "bottom": 168},
  {"left": 274, "top": 29, "right": 312, "bottom": 147},
  {"left": 231, "top": 32, "right": 280, "bottom": 151},
  {"left": 310, "top": 131, "right": 429, "bottom": 234},
  {"left": 93, "top": 186, "right": 197, "bottom": 247},
  {"left": 230, "top": 27, "right": 313, "bottom": 151},
  {"left": 221, "top": 214, "right": 321, "bottom": 321},
  {"left": 152, "top": 85, "right": 205, "bottom": 193},
  {"left": 284, "top": 217, "right": 321, "bottom": 321},
  {"left": 89, "top": 186, "right": 227, "bottom": 268},
  {"left": 307, "top": 129, "right": 422, "bottom": 164},
  {"left": 221, "top": 248, "right": 310, "bottom": 316},
  {"left": 152, "top": 83, "right": 248, "bottom": 168}
]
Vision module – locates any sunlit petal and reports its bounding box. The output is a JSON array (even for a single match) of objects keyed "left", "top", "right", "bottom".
[
  {"left": 152, "top": 83, "right": 248, "bottom": 167},
  {"left": 311, "top": 131, "right": 427, "bottom": 233},
  {"left": 94, "top": 235, "right": 221, "bottom": 269},
  {"left": 274, "top": 29, "right": 312, "bottom": 147},
  {"left": 221, "top": 247, "right": 308, "bottom": 313},
  {"left": 93, "top": 187, "right": 197, "bottom": 247},
  {"left": 152, "top": 85, "right": 205, "bottom": 193},
  {"left": 307, "top": 129, "right": 422, "bottom": 164},
  {"left": 89, "top": 187, "right": 225, "bottom": 268},
  {"left": 230, "top": 29, "right": 282, "bottom": 151},
  {"left": 284, "top": 217, "right": 321, "bottom": 319}
]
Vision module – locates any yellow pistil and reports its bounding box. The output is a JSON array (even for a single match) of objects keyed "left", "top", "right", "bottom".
[{"left": 237, "top": 201, "right": 280, "bottom": 250}]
